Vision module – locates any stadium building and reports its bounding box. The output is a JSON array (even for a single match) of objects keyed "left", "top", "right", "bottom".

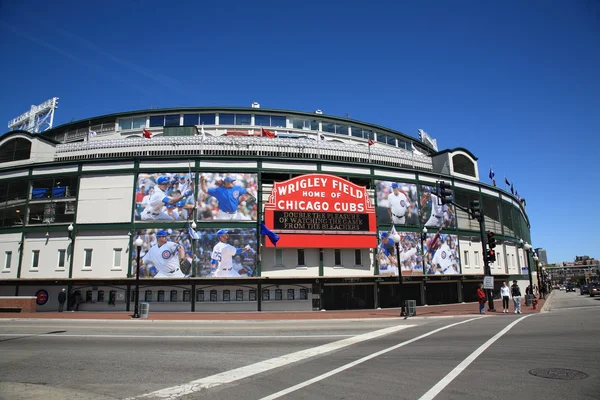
[{"left": 0, "top": 105, "right": 533, "bottom": 312}]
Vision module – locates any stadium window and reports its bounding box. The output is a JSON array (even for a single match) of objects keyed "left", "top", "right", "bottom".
[
  {"left": 463, "top": 251, "right": 469, "bottom": 267},
  {"left": 57, "top": 249, "right": 66, "bottom": 269},
  {"left": 145, "top": 290, "right": 152, "bottom": 302},
  {"left": 183, "top": 290, "right": 191, "bottom": 302},
  {"left": 170, "top": 290, "right": 178, "bottom": 302},
  {"left": 0, "top": 138, "right": 32, "bottom": 163},
  {"left": 452, "top": 154, "right": 476, "bottom": 177},
  {"left": 4, "top": 251, "right": 12, "bottom": 270},
  {"left": 254, "top": 114, "right": 270, "bottom": 126},
  {"left": 271, "top": 116, "right": 286, "bottom": 127},
  {"left": 290, "top": 118, "right": 318, "bottom": 130},
  {"left": 113, "top": 248, "right": 122, "bottom": 267},
  {"left": 398, "top": 140, "right": 409, "bottom": 150},
  {"left": 376, "top": 133, "right": 387, "bottom": 143},
  {"left": 322, "top": 122, "right": 336, "bottom": 133},
  {"left": 351, "top": 126, "right": 363, "bottom": 138},
  {"left": 287, "top": 289, "right": 295, "bottom": 300},
  {"left": 196, "top": 290, "right": 204, "bottom": 302},
  {"left": 299, "top": 288, "right": 308, "bottom": 300},
  {"left": 210, "top": 290, "right": 217, "bottom": 302},
  {"left": 223, "top": 289, "right": 231, "bottom": 302},
  {"left": 334, "top": 249, "right": 342, "bottom": 266},
  {"left": 297, "top": 249, "right": 305, "bottom": 266},
  {"left": 218, "top": 113, "right": 235, "bottom": 125},
  {"left": 183, "top": 114, "right": 199, "bottom": 125},
  {"left": 335, "top": 124, "right": 349, "bottom": 135},
  {"left": 262, "top": 289, "right": 270, "bottom": 301},
  {"left": 86, "top": 290, "right": 92, "bottom": 302},
  {"left": 84, "top": 249, "right": 93, "bottom": 267},
  {"left": 199, "top": 114, "right": 216, "bottom": 125},
  {"left": 235, "top": 114, "right": 251, "bottom": 125},
  {"left": 275, "top": 289, "right": 282, "bottom": 300},
  {"left": 118, "top": 117, "right": 146, "bottom": 130},
  {"left": 236, "top": 289, "right": 243, "bottom": 301},
  {"left": 474, "top": 251, "right": 479, "bottom": 266},
  {"left": 157, "top": 290, "right": 165, "bottom": 302},
  {"left": 386, "top": 135, "right": 396, "bottom": 146},
  {"left": 149, "top": 115, "right": 165, "bottom": 127},
  {"left": 354, "top": 249, "right": 362, "bottom": 265},
  {"left": 31, "top": 250, "right": 40, "bottom": 269},
  {"left": 97, "top": 290, "right": 105, "bottom": 302},
  {"left": 164, "top": 114, "right": 180, "bottom": 127},
  {"left": 249, "top": 289, "right": 256, "bottom": 301}
]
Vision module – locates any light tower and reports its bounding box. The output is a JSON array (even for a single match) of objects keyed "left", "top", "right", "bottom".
[{"left": 7, "top": 97, "right": 59, "bottom": 133}]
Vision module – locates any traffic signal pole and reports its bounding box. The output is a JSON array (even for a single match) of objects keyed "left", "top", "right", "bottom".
[{"left": 437, "top": 181, "right": 496, "bottom": 313}]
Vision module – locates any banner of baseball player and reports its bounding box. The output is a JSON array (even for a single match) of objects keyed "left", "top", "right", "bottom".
[
  {"left": 377, "top": 229, "right": 423, "bottom": 276},
  {"left": 422, "top": 232, "right": 461, "bottom": 275},
  {"left": 263, "top": 174, "right": 377, "bottom": 248},
  {"left": 135, "top": 172, "right": 258, "bottom": 222},
  {"left": 375, "top": 180, "right": 420, "bottom": 226},
  {"left": 419, "top": 184, "right": 456, "bottom": 229},
  {"left": 132, "top": 227, "right": 258, "bottom": 278}
]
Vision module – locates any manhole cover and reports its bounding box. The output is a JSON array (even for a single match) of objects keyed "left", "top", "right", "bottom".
[{"left": 529, "top": 368, "right": 588, "bottom": 380}]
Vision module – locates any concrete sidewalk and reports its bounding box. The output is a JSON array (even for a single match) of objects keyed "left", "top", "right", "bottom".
[{"left": 0, "top": 298, "right": 546, "bottom": 320}]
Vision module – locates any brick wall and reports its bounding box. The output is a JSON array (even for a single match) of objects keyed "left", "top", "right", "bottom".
[{"left": 0, "top": 297, "right": 37, "bottom": 312}]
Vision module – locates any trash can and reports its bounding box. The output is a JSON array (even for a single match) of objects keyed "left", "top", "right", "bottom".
[
  {"left": 140, "top": 303, "right": 150, "bottom": 319},
  {"left": 405, "top": 300, "right": 417, "bottom": 317},
  {"left": 525, "top": 294, "right": 533, "bottom": 306}
]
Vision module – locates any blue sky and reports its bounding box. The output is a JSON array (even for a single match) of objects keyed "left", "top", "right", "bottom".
[{"left": 0, "top": 0, "right": 598, "bottom": 264}]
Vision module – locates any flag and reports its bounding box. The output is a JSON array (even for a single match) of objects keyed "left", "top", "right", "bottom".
[
  {"left": 188, "top": 227, "right": 200, "bottom": 240},
  {"left": 489, "top": 167, "right": 495, "bottom": 180},
  {"left": 368, "top": 138, "right": 374, "bottom": 146},
  {"left": 142, "top": 128, "right": 152, "bottom": 139},
  {"left": 510, "top": 183, "right": 514, "bottom": 195},
  {"left": 88, "top": 129, "right": 97, "bottom": 139},
  {"left": 260, "top": 222, "right": 280, "bottom": 247},
  {"left": 516, "top": 190, "right": 520, "bottom": 199},
  {"left": 261, "top": 127, "right": 276, "bottom": 138},
  {"left": 504, "top": 177, "right": 510, "bottom": 186},
  {"left": 318, "top": 132, "right": 325, "bottom": 140},
  {"left": 201, "top": 124, "right": 206, "bottom": 142}
]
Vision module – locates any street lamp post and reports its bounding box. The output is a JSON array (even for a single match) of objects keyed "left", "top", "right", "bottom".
[
  {"left": 132, "top": 237, "right": 144, "bottom": 319},
  {"left": 523, "top": 242, "right": 534, "bottom": 295},
  {"left": 420, "top": 227, "right": 428, "bottom": 306},
  {"left": 393, "top": 233, "right": 405, "bottom": 317}
]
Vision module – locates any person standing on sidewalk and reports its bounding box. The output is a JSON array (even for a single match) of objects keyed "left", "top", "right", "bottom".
[
  {"left": 57, "top": 288, "right": 67, "bottom": 312},
  {"left": 500, "top": 282, "right": 511, "bottom": 313},
  {"left": 511, "top": 280, "right": 522, "bottom": 314},
  {"left": 476, "top": 284, "right": 486, "bottom": 314}
]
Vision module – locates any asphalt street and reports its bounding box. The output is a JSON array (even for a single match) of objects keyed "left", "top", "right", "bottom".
[{"left": 0, "top": 290, "right": 598, "bottom": 400}]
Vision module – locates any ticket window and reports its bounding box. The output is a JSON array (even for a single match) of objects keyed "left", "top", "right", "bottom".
[
  {"left": 144, "top": 290, "right": 152, "bottom": 302},
  {"left": 249, "top": 289, "right": 256, "bottom": 301},
  {"left": 262, "top": 289, "right": 270, "bottom": 301},
  {"left": 196, "top": 290, "right": 204, "bottom": 302},
  {"left": 275, "top": 289, "right": 282, "bottom": 300},
  {"left": 223, "top": 290, "right": 230, "bottom": 302},
  {"left": 236, "top": 289, "right": 243, "bottom": 301},
  {"left": 287, "top": 289, "right": 295, "bottom": 300},
  {"left": 86, "top": 290, "right": 93, "bottom": 302},
  {"left": 170, "top": 290, "right": 178, "bottom": 302},
  {"left": 183, "top": 290, "right": 191, "bottom": 302},
  {"left": 210, "top": 290, "right": 217, "bottom": 302},
  {"left": 97, "top": 290, "right": 105, "bottom": 302},
  {"left": 109, "top": 290, "right": 116, "bottom": 305},
  {"left": 300, "top": 288, "right": 308, "bottom": 300},
  {"left": 157, "top": 290, "right": 165, "bottom": 302}
]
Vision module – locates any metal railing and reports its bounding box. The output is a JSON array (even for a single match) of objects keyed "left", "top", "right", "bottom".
[{"left": 54, "top": 136, "right": 434, "bottom": 171}]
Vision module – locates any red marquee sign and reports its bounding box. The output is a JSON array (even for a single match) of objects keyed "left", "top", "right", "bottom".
[{"left": 264, "top": 174, "right": 377, "bottom": 248}]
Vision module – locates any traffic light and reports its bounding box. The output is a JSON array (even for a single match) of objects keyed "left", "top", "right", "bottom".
[
  {"left": 470, "top": 199, "right": 482, "bottom": 221},
  {"left": 438, "top": 181, "right": 453, "bottom": 205},
  {"left": 487, "top": 249, "right": 496, "bottom": 263},
  {"left": 487, "top": 231, "right": 496, "bottom": 249}
]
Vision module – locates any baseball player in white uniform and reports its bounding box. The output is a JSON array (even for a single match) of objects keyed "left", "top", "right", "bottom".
[
  {"left": 432, "top": 240, "right": 458, "bottom": 275},
  {"left": 211, "top": 229, "right": 252, "bottom": 277},
  {"left": 424, "top": 191, "right": 449, "bottom": 228},
  {"left": 140, "top": 230, "right": 185, "bottom": 278},
  {"left": 387, "top": 183, "right": 411, "bottom": 225},
  {"left": 141, "top": 176, "right": 193, "bottom": 221}
]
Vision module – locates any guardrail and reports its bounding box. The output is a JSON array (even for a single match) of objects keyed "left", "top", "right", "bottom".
[{"left": 55, "top": 136, "right": 434, "bottom": 171}]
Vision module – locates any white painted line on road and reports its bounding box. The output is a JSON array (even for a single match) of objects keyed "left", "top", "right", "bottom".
[
  {"left": 0, "top": 334, "right": 351, "bottom": 339},
  {"left": 418, "top": 315, "right": 531, "bottom": 400},
  {"left": 126, "top": 323, "right": 417, "bottom": 400},
  {"left": 545, "top": 305, "right": 600, "bottom": 312},
  {"left": 260, "top": 316, "right": 484, "bottom": 400}
]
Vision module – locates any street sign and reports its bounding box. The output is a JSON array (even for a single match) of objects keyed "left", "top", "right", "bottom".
[{"left": 483, "top": 276, "right": 494, "bottom": 289}]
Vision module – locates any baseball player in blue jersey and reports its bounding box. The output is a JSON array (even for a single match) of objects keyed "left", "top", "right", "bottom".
[
  {"left": 140, "top": 230, "right": 185, "bottom": 278},
  {"left": 141, "top": 176, "right": 194, "bottom": 220},
  {"left": 200, "top": 175, "right": 256, "bottom": 220}
]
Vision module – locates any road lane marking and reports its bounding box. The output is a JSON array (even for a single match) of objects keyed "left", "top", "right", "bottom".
[
  {"left": 418, "top": 315, "right": 531, "bottom": 400},
  {"left": 0, "top": 334, "right": 352, "bottom": 339},
  {"left": 127, "top": 323, "right": 417, "bottom": 400},
  {"left": 259, "top": 316, "right": 484, "bottom": 400}
]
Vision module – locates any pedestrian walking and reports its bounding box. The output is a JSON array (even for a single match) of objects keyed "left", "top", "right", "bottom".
[
  {"left": 500, "top": 282, "right": 511, "bottom": 313},
  {"left": 511, "top": 280, "right": 522, "bottom": 314},
  {"left": 57, "top": 288, "right": 67, "bottom": 312},
  {"left": 476, "top": 284, "right": 486, "bottom": 314}
]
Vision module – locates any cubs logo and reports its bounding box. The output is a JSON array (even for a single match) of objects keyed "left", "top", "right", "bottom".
[
  {"left": 162, "top": 250, "right": 172, "bottom": 259},
  {"left": 233, "top": 190, "right": 240, "bottom": 199},
  {"left": 400, "top": 200, "right": 406, "bottom": 207},
  {"left": 441, "top": 251, "right": 447, "bottom": 259}
]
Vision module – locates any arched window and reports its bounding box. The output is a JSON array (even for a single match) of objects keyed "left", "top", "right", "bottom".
[
  {"left": 452, "top": 154, "right": 476, "bottom": 177},
  {"left": 0, "top": 138, "right": 31, "bottom": 163}
]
